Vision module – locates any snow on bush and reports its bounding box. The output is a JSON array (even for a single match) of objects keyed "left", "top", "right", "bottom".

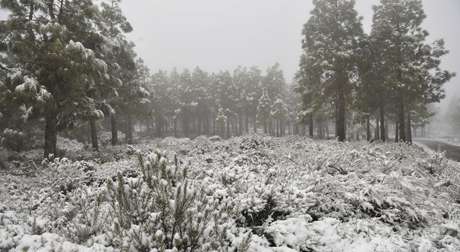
[{"left": 1, "top": 135, "right": 460, "bottom": 251}]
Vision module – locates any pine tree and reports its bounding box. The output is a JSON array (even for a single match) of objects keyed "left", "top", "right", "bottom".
[
  {"left": 1, "top": 0, "right": 111, "bottom": 156},
  {"left": 371, "top": 0, "right": 454, "bottom": 143},
  {"left": 300, "top": 0, "right": 364, "bottom": 141},
  {"left": 98, "top": 0, "right": 134, "bottom": 146}
]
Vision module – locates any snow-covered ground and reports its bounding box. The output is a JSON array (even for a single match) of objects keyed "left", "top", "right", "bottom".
[{"left": 1, "top": 135, "right": 460, "bottom": 251}]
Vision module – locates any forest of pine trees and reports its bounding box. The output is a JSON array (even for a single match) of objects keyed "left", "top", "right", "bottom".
[{"left": 0, "top": 0, "right": 455, "bottom": 157}]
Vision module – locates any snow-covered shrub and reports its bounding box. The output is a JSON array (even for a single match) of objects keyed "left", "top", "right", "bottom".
[
  {"left": 3, "top": 135, "right": 460, "bottom": 251},
  {"left": 104, "top": 152, "right": 245, "bottom": 251},
  {"left": 418, "top": 152, "right": 448, "bottom": 175},
  {"left": 49, "top": 187, "right": 108, "bottom": 244},
  {"left": 1, "top": 128, "right": 26, "bottom": 152},
  {"left": 42, "top": 157, "right": 97, "bottom": 195}
]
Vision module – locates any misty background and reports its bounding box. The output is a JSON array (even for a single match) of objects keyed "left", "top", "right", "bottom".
[{"left": 2, "top": 0, "right": 459, "bottom": 134}]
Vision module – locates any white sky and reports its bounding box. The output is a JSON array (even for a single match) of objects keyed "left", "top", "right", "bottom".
[{"left": 119, "top": 0, "right": 459, "bottom": 107}]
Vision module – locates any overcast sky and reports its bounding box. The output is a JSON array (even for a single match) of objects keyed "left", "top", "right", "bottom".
[{"left": 119, "top": 0, "right": 459, "bottom": 106}]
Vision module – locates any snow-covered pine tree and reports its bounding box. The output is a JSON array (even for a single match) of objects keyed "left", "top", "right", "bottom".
[
  {"left": 0, "top": 0, "right": 112, "bottom": 156},
  {"left": 371, "top": 0, "right": 454, "bottom": 143},
  {"left": 300, "top": 0, "right": 364, "bottom": 141},
  {"left": 296, "top": 52, "right": 323, "bottom": 138},
  {"left": 98, "top": 0, "right": 134, "bottom": 146}
]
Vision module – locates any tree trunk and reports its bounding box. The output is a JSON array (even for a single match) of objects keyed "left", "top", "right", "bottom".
[
  {"left": 253, "top": 115, "right": 257, "bottom": 133},
  {"left": 183, "top": 114, "right": 189, "bottom": 138},
  {"left": 398, "top": 95, "right": 406, "bottom": 142},
  {"left": 309, "top": 114, "right": 314, "bottom": 138},
  {"left": 126, "top": 113, "right": 133, "bottom": 144},
  {"left": 111, "top": 114, "right": 118, "bottom": 146},
  {"left": 395, "top": 122, "right": 399, "bottom": 142},
  {"left": 205, "top": 115, "right": 210, "bottom": 135},
  {"left": 156, "top": 114, "right": 163, "bottom": 138},
  {"left": 379, "top": 104, "right": 386, "bottom": 142},
  {"left": 366, "top": 115, "right": 371, "bottom": 141},
  {"left": 90, "top": 118, "right": 98, "bottom": 151},
  {"left": 407, "top": 111, "right": 412, "bottom": 144},
  {"left": 245, "top": 113, "right": 249, "bottom": 134},
  {"left": 44, "top": 110, "right": 58, "bottom": 158},
  {"left": 375, "top": 118, "right": 380, "bottom": 140},
  {"left": 385, "top": 121, "right": 389, "bottom": 140},
  {"left": 336, "top": 73, "right": 346, "bottom": 142},
  {"left": 174, "top": 118, "right": 178, "bottom": 137},
  {"left": 226, "top": 120, "right": 230, "bottom": 138}
]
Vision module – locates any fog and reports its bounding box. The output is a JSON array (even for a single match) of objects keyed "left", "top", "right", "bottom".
[{"left": 120, "top": 1, "right": 459, "bottom": 82}]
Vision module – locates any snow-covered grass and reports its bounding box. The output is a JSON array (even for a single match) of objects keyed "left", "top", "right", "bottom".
[{"left": 1, "top": 135, "right": 460, "bottom": 251}]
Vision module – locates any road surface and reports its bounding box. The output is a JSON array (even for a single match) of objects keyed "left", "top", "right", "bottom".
[{"left": 416, "top": 139, "right": 460, "bottom": 162}]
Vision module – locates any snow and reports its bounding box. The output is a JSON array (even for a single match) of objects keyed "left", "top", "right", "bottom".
[
  {"left": 1, "top": 135, "right": 460, "bottom": 251},
  {"left": 15, "top": 76, "right": 38, "bottom": 94}
]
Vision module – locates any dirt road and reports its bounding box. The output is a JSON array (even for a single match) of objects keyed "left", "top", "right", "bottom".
[{"left": 416, "top": 139, "right": 460, "bottom": 162}]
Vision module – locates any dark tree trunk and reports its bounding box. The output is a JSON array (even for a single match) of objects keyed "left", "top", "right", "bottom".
[
  {"left": 395, "top": 122, "right": 399, "bottom": 142},
  {"left": 379, "top": 104, "right": 386, "bottom": 142},
  {"left": 44, "top": 110, "right": 58, "bottom": 158},
  {"left": 126, "top": 113, "right": 133, "bottom": 144},
  {"left": 366, "top": 115, "right": 371, "bottom": 141},
  {"left": 398, "top": 97, "right": 406, "bottom": 142},
  {"left": 375, "top": 118, "right": 380, "bottom": 140},
  {"left": 309, "top": 114, "right": 314, "bottom": 138},
  {"left": 90, "top": 118, "right": 98, "bottom": 151},
  {"left": 111, "top": 114, "right": 118, "bottom": 146},
  {"left": 336, "top": 73, "right": 346, "bottom": 142}
]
